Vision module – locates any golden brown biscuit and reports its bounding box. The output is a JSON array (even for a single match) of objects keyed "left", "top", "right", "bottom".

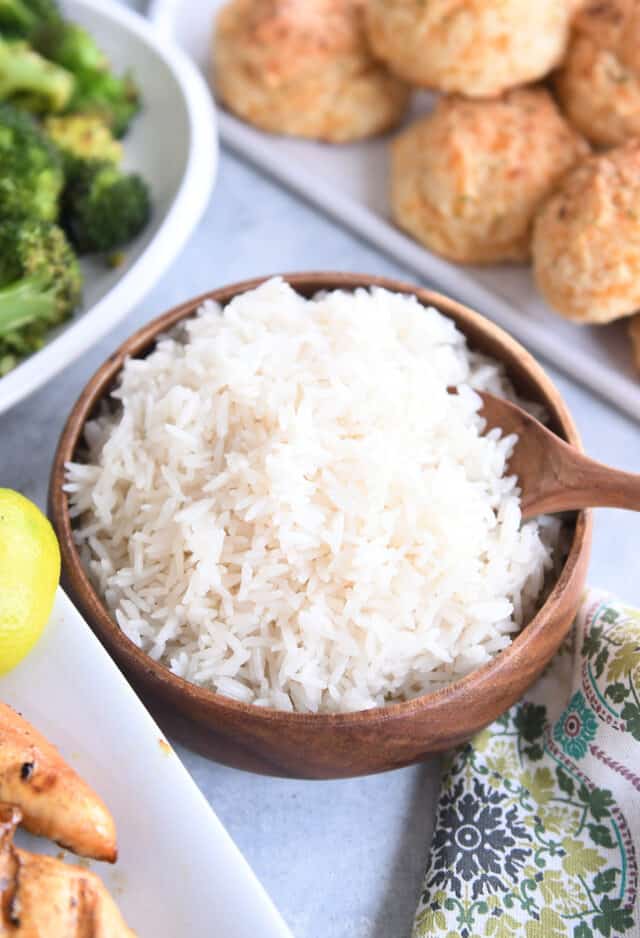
[
  {"left": 533, "top": 141, "right": 640, "bottom": 323},
  {"left": 391, "top": 89, "right": 589, "bottom": 265},
  {"left": 555, "top": 0, "right": 640, "bottom": 147},
  {"left": 213, "top": 0, "right": 410, "bottom": 142},
  {"left": 628, "top": 315, "right": 640, "bottom": 372},
  {"left": 365, "top": 0, "right": 574, "bottom": 97}
]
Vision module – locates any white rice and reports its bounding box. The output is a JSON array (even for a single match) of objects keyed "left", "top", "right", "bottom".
[{"left": 65, "top": 278, "right": 561, "bottom": 713}]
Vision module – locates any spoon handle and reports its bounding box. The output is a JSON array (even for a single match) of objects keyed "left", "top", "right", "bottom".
[{"left": 521, "top": 437, "right": 640, "bottom": 519}]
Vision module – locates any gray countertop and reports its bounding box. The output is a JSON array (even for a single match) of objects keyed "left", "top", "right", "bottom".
[{"left": 2, "top": 84, "right": 640, "bottom": 938}]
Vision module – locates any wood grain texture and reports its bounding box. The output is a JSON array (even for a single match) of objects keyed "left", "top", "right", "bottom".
[
  {"left": 48, "top": 273, "right": 592, "bottom": 779},
  {"left": 479, "top": 393, "right": 640, "bottom": 518}
]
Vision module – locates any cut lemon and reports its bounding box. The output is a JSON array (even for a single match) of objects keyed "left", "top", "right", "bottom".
[{"left": 0, "top": 489, "right": 60, "bottom": 674}]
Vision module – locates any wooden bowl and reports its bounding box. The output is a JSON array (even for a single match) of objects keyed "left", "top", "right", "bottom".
[{"left": 49, "top": 273, "right": 592, "bottom": 779}]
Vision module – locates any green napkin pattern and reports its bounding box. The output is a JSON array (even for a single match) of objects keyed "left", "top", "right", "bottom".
[{"left": 413, "top": 593, "right": 640, "bottom": 938}]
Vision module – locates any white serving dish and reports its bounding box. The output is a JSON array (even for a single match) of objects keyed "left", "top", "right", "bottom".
[
  {"left": 0, "top": 589, "right": 293, "bottom": 938},
  {"left": 0, "top": 0, "right": 218, "bottom": 415},
  {"left": 149, "top": 0, "right": 640, "bottom": 422}
]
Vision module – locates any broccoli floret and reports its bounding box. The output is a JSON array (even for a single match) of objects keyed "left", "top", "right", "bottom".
[
  {"left": 0, "top": 0, "right": 38, "bottom": 36},
  {"left": 63, "top": 160, "right": 150, "bottom": 254},
  {"left": 0, "top": 217, "right": 82, "bottom": 374},
  {"left": 33, "top": 21, "right": 140, "bottom": 136},
  {"left": 23, "top": 0, "right": 59, "bottom": 18},
  {"left": 70, "top": 71, "right": 139, "bottom": 138},
  {"left": 69, "top": 70, "right": 140, "bottom": 138},
  {"left": 33, "top": 19, "right": 107, "bottom": 73},
  {"left": 0, "top": 102, "right": 63, "bottom": 221},
  {"left": 0, "top": 35, "right": 73, "bottom": 113},
  {"left": 0, "top": 0, "right": 59, "bottom": 38},
  {"left": 44, "top": 114, "right": 122, "bottom": 166}
]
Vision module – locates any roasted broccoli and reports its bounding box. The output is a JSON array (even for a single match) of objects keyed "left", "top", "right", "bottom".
[
  {"left": 33, "top": 19, "right": 107, "bottom": 73},
  {"left": 0, "top": 9, "right": 150, "bottom": 375},
  {"left": 69, "top": 70, "right": 140, "bottom": 137},
  {"left": 0, "top": 35, "right": 73, "bottom": 113},
  {"left": 0, "top": 0, "right": 59, "bottom": 38},
  {"left": 0, "top": 102, "right": 63, "bottom": 220},
  {"left": 33, "top": 20, "right": 140, "bottom": 136},
  {"left": 0, "top": 217, "right": 82, "bottom": 375},
  {"left": 44, "top": 114, "right": 122, "bottom": 166},
  {"left": 62, "top": 159, "right": 150, "bottom": 254}
]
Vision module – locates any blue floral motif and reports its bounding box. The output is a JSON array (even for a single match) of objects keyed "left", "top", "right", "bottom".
[
  {"left": 425, "top": 775, "right": 532, "bottom": 900},
  {"left": 553, "top": 691, "right": 598, "bottom": 759}
]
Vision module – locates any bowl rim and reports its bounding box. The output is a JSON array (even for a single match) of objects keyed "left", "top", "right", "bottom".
[{"left": 49, "top": 272, "right": 592, "bottom": 727}]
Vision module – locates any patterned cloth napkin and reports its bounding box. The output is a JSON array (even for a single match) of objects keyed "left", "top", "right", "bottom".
[{"left": 413, "top": 591, "right": 640, "bottom": 938}]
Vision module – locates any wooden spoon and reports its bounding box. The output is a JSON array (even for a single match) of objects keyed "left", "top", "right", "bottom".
[{"left": 479, "top": 392, "right": 640, "bottom": 520}]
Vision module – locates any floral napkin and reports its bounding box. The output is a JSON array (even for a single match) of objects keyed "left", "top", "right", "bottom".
[{"left": 413, "top": 592, "right": 640, "bottom": 938}]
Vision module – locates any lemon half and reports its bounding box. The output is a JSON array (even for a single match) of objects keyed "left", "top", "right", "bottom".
[{"left": 0, "top": 489, "right": 60, "bottom": 674}]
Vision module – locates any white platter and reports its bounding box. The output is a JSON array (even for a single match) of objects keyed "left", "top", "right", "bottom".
[
  {"left": 0, "top": 589, "right": 293, "bottom": 938},
  {"left": 0, "top": 0, "right": 218, "bottom": 415},
  {"left": 149, "top": 0, "right": 640, "bottom": 423}
]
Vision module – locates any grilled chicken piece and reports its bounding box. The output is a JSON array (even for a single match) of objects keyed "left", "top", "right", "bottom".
[
  {"left": 0, "top": 704, "right": 116, "bottom": 862},
  {"left": 0, "top": 806, "right": 135, "bottom": 937}
]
